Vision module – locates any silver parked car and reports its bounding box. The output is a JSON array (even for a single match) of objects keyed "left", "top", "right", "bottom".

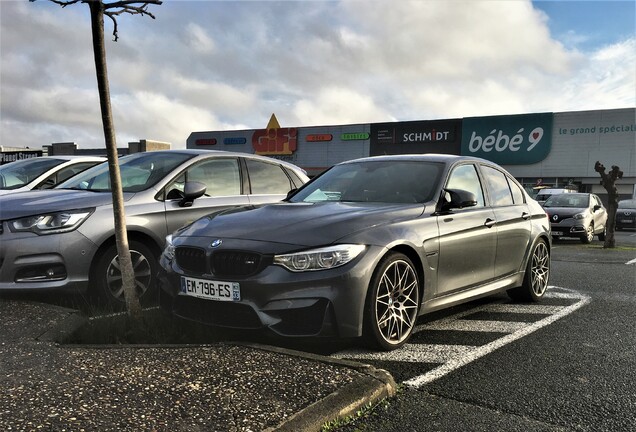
[
  {"left": 616, "top": 199, "right": 636, "bottom": 230},
  {"left": 543, "top": 193, "right": 607, "bottom": 243},
  {"left": 0, "top": 155, "right": 106, "bottom": 195},
  {"left": 158, "top": 154, "right": 551, "bottom": 350},
  {"left": 0, "top": 150, "right": 308, "bottom": 306}
]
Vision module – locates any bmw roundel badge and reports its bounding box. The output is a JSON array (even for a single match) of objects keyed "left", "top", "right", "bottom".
[{"left": 211, "top": 239, "right": 223, "bottom": 248}]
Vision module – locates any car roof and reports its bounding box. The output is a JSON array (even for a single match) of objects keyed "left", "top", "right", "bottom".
[
  {"left": 123, "top": 149, "right": 307, "bottom": 174},
  {"left": 337, "top": 153, "right": 491, "bottom": 165}
]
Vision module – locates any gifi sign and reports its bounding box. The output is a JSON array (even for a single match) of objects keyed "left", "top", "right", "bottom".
[{"left": 461, "top": 113, "right": 553, "bottom": 164}]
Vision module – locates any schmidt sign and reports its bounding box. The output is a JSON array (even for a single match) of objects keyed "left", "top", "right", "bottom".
[{"left": 461, "top": 113, "right": 553, "bottom": 165}]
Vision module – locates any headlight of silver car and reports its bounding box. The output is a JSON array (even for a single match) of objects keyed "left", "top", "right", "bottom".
[
  {"left": 273, "top": 244, "right": 366, "bottom": 272},
  {"left": 8, "top": 209, "right": 93, "bottom": 235},
  {"left": 163, "top": 233, "right": 175, "bottom": 261},
  {"left": 573, "top": 212, "right": 586, "bottom": 220}
]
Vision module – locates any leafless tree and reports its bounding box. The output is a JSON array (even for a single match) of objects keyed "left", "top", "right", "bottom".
[
  {"left": 594, "top": 161, "right": 623, "bottom": 248},
  {"left": 32, "top": 0, "right": 163, "bottom": 320}
]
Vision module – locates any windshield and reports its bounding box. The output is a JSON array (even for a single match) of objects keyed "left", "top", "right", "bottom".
[
  {"left": 543, "top": 194, "right": 589, "bottom": 208},
  {"left": 0, "top": 157, "right": 65, "bottom": 190},
  {"left": 289, "top": 160, "right": 443, "bottom": 204},
  {"left": 57, "top": 152, "right": 195, "bottom": 192},
  {"left": 618, "top": 199, "right": 636, "bottom": 209}
]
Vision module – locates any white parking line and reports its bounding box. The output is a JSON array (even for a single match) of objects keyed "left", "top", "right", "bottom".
[
  {"left": 404, "top": 287, "right": 590, "bottom": 388},
  {"left": 627, "top": 258, "right": 636, "bottom": 265},
  {"left": 332, "top": 287, "right": 590, "bottom": 388}
]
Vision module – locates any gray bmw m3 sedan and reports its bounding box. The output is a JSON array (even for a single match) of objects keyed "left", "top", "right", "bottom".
[{"left": 158, "top": 154, "right": 551, "bottom": 350}]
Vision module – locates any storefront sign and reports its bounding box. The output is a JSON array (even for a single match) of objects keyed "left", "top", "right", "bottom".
[
  {"left": 306, "top": 134, "right": 333, "bottom": 142},
  {"left": 0, "top": 151, "right": 43, "bottom": 164},
  {"left": 461, "top": 113, "right": 553, "bottom": 164},
  {"left": 370, "top": 120, "right": 461, "bottom": 156},
  {"left": 341, "top": 133, "right": 369, "bottom": 141},
  {"left": 223, "top": 137, "right": 247, "bottom": 145},
  {"left": 195, "top": 138, "right": 217, "bottom": 146},
  {"left": 252, "top": 128, "right": 297, "bottom": 155}
]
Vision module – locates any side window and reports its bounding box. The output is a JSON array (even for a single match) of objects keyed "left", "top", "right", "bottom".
[
  {"left": 446, "top": 164, "right": 485, "bottom": 207},
  {"left": 245, "top": 159, "right": 293, "bottom": 194},
  {"left": 507, "top": 175, "right": 525, "bottom": 205},
  {"left": 481, "top": 165, "right": 514, "bottom": 206},
  {"left": 187, "top": 158, "right": 241, "bottom": 197}
]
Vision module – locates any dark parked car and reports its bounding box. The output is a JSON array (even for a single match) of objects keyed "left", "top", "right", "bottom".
[
  {"left": 543, "top": 193, "right": 607, "bottom": 243},
  {"left": 616, "top": 199, "right": 636, "bottom": 230},
  {"left": 0, "top": 150, "right": 308, "bottom": 306},
  {"left": 158, "top": 154, "right": 551, "bottom": 350}
]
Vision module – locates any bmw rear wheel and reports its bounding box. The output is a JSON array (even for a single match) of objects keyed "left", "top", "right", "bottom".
[
  {"left": 508, "top": 239, "right": 550, "bottom": 302},
  {"left": 364, "top": 252, "right": 420, "bottom": 351}
]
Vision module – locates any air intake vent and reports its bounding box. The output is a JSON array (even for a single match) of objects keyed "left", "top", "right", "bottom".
[
  {"left": 175, "top": 247, "right": 207, "bottom": 274},
  {"left": 211, "top": 251, "right": 262, "bottom": 277}
]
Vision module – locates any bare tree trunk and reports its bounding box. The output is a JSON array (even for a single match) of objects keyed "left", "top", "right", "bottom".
[
  {"left": 88, "top": 0, "right": 142, "bottom": 319},
  {"left": 595, "top": 161, "right": 623, "bottom": 249}
]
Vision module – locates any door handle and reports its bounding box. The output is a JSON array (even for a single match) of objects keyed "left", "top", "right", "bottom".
[
  {"left": 484, "top": 218, "right": 496, "bottom": 228},
  {"left": 522, "top": 212, "right": 530, "bottom": 220}
]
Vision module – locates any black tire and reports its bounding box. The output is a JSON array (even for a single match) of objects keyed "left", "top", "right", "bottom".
[
  {"left": 91, "top": 240, "right": 158, "bottom": 309},
  {"left": 580, "top": 224, "right": 594, "bottom": 244},
  {"left": 508, "top": 239, "right": 550, "bottom": 302},
  {"left": 363, "top": 252, "right": 420, "bottom": 351}
]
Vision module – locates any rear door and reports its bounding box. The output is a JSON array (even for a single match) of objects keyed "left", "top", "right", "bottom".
[{"left": 479, "top": 164, "right": 531, "bottom": 278}]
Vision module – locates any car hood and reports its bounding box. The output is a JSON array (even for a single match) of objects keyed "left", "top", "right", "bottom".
[
  {"left": 177, "top": 201, "right": 426, "bottom": 247},
  {"left": 543, "top": 206, "right": 586, "bottom": 217},
  {"left": 0, "top": 189, "right": 133, "bottom": 220}
]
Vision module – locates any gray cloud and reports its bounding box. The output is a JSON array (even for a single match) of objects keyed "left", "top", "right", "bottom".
[{"left": 1, "top": 0, "right": 634, "bottom": 150}]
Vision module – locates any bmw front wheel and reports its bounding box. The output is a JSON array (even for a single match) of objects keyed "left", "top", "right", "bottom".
[{"left": 363, "top": 252, "right": 420, "bottom": 351}]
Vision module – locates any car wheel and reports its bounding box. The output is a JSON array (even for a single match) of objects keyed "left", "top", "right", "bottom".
[
  {"left": 507, "top": 239, "right": 550, "bottom": 302},
  {"left": 580, "top": 224, "right": 594, "bottom": 244},
  {"left": 363, "top": 252, "right": 420, "bottom": 351},
  {"left": 92, "top": 240, "right": 157, "bottom": 309}
]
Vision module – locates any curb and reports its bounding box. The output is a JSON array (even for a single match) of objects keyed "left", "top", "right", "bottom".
[{"left": 243, "top": 343, "right": 397, "bottom": 432}]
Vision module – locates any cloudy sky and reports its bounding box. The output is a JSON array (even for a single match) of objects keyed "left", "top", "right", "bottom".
[{"left": 1, "top": 0, "right": 634, "bottom": 150}]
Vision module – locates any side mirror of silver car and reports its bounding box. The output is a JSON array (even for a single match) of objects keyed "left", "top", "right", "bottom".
[{"left": 180, "top": 181, "right": 207, "bottom": 208}]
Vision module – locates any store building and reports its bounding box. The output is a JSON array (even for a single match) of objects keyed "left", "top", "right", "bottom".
[{"left": 187, "top": 108, "right": 636, "bottom": 203}]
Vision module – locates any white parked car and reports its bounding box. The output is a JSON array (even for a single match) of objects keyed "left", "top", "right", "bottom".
[{"left": 0, "top": 155, "right": 106, "bottom": 195}]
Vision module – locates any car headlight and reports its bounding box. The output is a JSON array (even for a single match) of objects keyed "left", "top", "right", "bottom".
[
  {"left": 8, "top": 209, "right": 93, "bottom": 235},
  {"left": 163, "top": 233, "right": 175, "bottom": 261},
  {"left": 274, "top": 244, "right": 366, "bottom": 272},
  {"left": 573, "top": 212, "right": 586, "bottom": 220}
]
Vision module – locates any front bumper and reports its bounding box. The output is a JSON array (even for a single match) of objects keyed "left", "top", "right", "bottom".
[
  {"left": 0, "top": 226, "right": 97, "bottom": 292},
  {"left": 158, "top": 243, "right": 385, "bottom": 339},
  {"left": 549, "top": 220, "right": 587, "bottom": 238}
]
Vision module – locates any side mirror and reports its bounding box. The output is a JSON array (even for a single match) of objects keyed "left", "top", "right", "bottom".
[
  {"left": 285, "top": 188, "right": 297, "bottom": 200},
  {"left": 441, "top": 188, "right": 478, "bottom": 211},
  {"left": 593, "top": 204, "right": 602, "bottom": 212},
  {"left": 179, "top": 181, "right": 207, "bottom": 207}
]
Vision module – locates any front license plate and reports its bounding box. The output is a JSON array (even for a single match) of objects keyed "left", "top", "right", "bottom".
[
  {"left": 552, "top": 231, "right": 563, "bottom": 236},
  {"left": 180, "top": 276, "right": 241, "bottom": 302}
]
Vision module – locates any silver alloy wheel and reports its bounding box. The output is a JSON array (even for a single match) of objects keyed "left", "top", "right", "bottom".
[
  {"left": 585, "top": 224, "right": 594, "bottom": 243},
  {"left": 374, "top": 259, "right": 419, "bottom": 346},
  {"left": 105, "top": 249, "right": 152, "bottom": 301},
  {"left": 529, "top": 241, "right": 550, "bottom": 297}
]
